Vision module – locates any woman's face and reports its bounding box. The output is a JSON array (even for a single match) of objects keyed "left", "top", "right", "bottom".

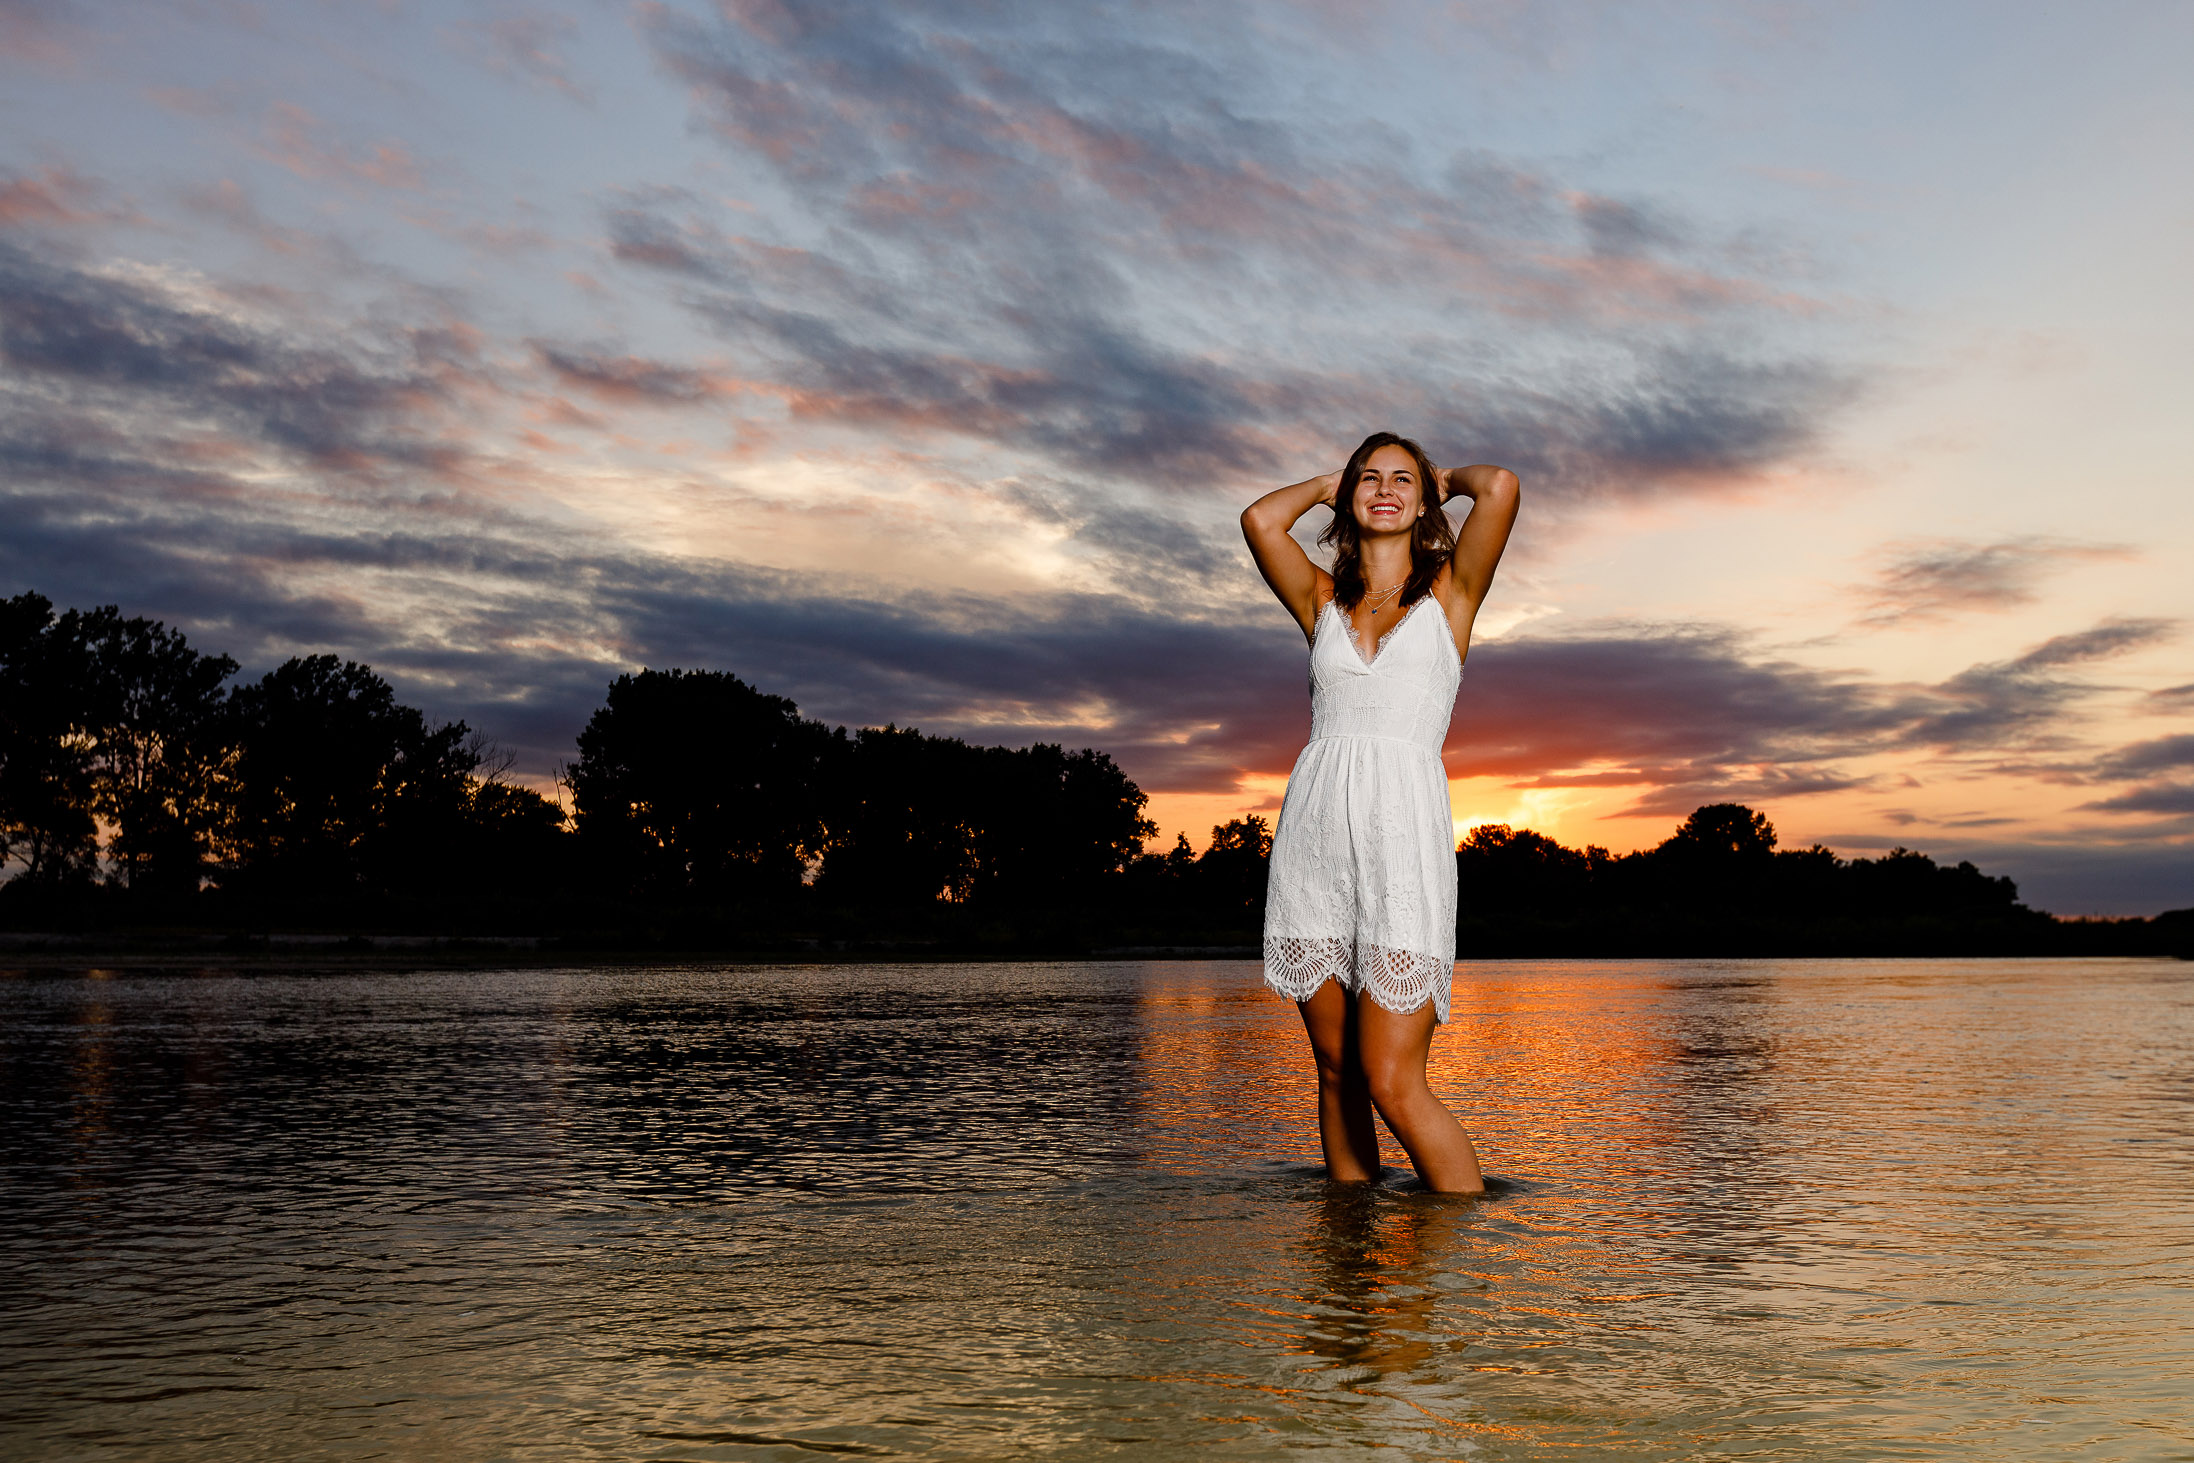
[{"left": 1350, "top": 443, "right": 1424, "bottom": 535}]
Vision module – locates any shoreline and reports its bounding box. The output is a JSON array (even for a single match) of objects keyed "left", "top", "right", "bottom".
[{"left": 1, "top": 933, "right": 2183, "bottom": 969}]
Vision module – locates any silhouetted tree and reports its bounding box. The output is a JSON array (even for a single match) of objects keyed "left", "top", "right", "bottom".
[
  {"left": 1766, "top": 842, "right": 1845, "bottom": 915},
  {"left": 1118, "top": 829, "right": 1203, "bottom": 928},
  {"left": 1844, "top": 847, "right": 2018, "bottom": 917},
  {"left": 963, "top": 743, "right": 1156, "bottom": 909},
  {"left": 457, "top": 776, "right": 572, "bottom": 902},
  {"left": 819, "top": 724, "right": 982, "bottom": 907},
  {"left": 569, "top": 669, "right": 833, "bottom": 901},
  {"left": 1662, "top": 803, "right": 1778, "bottom": 861},
  {"left": 1194, "top": 815, "right": 1272, "bottom": 920},
  {"left": 0, "top": 593, "right": 98, "bottom": 887},
  {"left": 1109, "top": 816, "right": 1277, "bottom": 934},
  {"left": 217, "top": 655, "right": 477, "bottom": 899},
  {"left": 1622, "top": 802, "right": 1782, "bottom": 911},
  {"left": 815, "top": 728, "right": 1156, "bottom": 915},
  {"left": 62, "top": 605, "right": 238, "bottom": 896},
  {"left": 1457, "top": 823, "right": 1607, "bottom": 919},
  {"left": 1157, "top": 831, "right": 1198, "bottom": 875},
  {"left": 1451, "top": 802, "right": 2067, "bottom": 953}
]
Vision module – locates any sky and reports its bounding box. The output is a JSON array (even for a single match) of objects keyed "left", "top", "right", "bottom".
[{"left": 2, "top": 0, "right": 2191, "bottom": 914}]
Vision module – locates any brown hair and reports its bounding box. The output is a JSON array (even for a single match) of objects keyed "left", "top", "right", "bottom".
[{"left": 1319, "top": 431, "right": 1456, "bottom": 610}]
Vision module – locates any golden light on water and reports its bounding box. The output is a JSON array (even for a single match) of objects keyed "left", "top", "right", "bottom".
[{"left": 8, "top": 958, "right": 2188, "bottom": 1457}]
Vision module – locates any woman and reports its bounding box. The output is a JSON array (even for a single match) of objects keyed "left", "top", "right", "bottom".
[{"left": 1241, "top": 432, "right": 1520, "bottom": 1194}]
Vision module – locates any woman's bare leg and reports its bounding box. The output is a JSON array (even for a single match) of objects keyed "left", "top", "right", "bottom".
[
  {"left": 1297, "top": 981, "right": 1381, "bottom": 1183},
  {"left": 1356, "top": 999, "right": 1484, "bottom": 1194}
]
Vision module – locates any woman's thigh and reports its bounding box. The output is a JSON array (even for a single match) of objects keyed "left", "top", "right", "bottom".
[
  {"left": 1296, "top": 979, "right": 1359, "bottom": 1076},
  {"left": 1354, "top": 996, "right": 1438, "bottom": 1095}
]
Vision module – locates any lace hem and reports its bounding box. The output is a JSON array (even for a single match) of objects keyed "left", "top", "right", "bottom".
[{"left": 1263, "top": 935, "right": 1451, "bottom": 1022}]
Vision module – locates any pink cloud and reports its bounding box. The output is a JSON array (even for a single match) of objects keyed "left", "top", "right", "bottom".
[
  {"left": 179, "top": 178, "right": 329, "bottom": 257},
  {"left": 444, "top": 11, "right": 592, "bottom": 103},
  {"left": 256, "top": 102, "right": 425, "bottom": 191},
  {"left": 0, "top": 165, "right": 132, "bottom": 227}
]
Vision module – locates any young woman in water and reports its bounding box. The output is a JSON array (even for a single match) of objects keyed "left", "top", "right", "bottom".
[{"left": 1240, "top": 432, "right": 1520, "bottom": 1194}]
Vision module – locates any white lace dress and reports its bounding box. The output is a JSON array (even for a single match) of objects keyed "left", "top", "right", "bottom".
[{"left": 1263, "top": 595, "right": 1461, "bottom": 1022}]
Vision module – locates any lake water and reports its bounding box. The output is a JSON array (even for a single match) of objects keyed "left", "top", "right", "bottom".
[{"left": 2, "top": 957, "right": 2189, "bottom": 1461}]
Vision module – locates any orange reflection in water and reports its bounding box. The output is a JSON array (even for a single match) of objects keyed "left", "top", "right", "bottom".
[
  {"left": 67, "top": 969, "right": 117, "bottom": 1167},
  {"left": 1127, "top": 961, "right": 1707, "bottom": 1190},
  {"left": 1128, "top": 967, "right": 1319, "bottom": 1172},
  {"left": 1294, "top": 1184, "right": 1475, "bottom": 1375},
  {"left": 1439, "top": 965, "right": 1705, "bottom": 1187},
  {"left": 1126, "top": 960, "right": 1818, "bottom": 1342}
]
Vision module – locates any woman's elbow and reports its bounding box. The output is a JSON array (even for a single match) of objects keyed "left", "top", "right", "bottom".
[{"left": 1479, "top": 468, "right": 1521, "bottom": 514}]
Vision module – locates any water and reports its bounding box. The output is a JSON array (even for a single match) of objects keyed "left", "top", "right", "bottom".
[{"left": 2, "top": 958, "right": 2189, "bottom": 1461}]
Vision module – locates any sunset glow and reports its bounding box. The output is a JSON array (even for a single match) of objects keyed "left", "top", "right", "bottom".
[{"left": 3, "top": 2, "right": 2189, "bottom": 911}]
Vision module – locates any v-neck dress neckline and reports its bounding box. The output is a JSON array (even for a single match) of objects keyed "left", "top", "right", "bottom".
[{"left": 1325, "top": 594, "right": 1437, "bottom": 670}]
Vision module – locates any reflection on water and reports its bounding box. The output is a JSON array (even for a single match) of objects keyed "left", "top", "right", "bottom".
[{"left": 2, "top": 958, "right": 2189, "bottom": 1459}]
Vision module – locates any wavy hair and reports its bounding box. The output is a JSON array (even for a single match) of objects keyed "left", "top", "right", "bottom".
[{"left": 1319, "top": 431, "right": 1455, "bottom": 610}]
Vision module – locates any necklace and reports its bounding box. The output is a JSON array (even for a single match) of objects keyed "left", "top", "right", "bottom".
[{"left": 1360, "top": 579, "right": 1406, "bottom": 614}]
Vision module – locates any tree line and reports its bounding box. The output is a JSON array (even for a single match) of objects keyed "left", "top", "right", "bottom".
[
  {"left": 0, "top": 593, "right": 567, "bottom": 917},
  {"left": 1446, "top": 805, "right": 2185, "bottom": 955},
  {"left": 2, "top": 591, "right": 2186, "bottom": 954},
  {"left": 0, "top": 592, "right": 1167, "bottom": 936}
]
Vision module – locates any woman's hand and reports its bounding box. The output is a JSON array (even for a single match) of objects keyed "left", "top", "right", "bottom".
[{"left": 1316, "top": 469, "right": 1344, "bottom": 507}]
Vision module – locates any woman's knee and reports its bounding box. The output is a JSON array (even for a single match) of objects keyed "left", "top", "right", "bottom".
[
  {"left": 1361, "top": 1054, "right": 1425, "bottom": 1113},
  {"left": 1355, "top": 1002, "right": 1437, "bottom": 1112},
  {"left": 1307, "top": 1024, "right": 1358, "bottom": 1089},
  {"left": 1298, "top": 983, "right": 1360, "bottom": 1089},
  {"left": 1312, "top": 1045, "right": 1357, "bottom": 1090}
]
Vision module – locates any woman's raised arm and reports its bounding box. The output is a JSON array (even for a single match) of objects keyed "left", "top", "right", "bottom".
[
  {"left": 1241, "top": 470, "right": 1341, "bottom": 640},
  {"left": 1438, "top": 464, "right": 1520, "bottom": 609}
]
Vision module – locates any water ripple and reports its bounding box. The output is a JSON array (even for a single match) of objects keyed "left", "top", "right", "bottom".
[{"left": 3, "top": 957, "right": 2190, "bottom": 1459}]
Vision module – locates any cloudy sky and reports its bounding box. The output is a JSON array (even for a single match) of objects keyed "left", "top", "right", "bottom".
[{"left": 3, "top": 0, "right": 2190, "bottom": 912}]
